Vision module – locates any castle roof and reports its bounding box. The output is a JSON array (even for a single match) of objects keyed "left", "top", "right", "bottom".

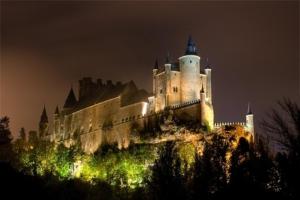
[
  {"left": 64, "top": 80, "right": 150, "bottom": 114},
  {"left": 63, "top": 87, "right": 77, "bottom": 109},
  {"left": 205, "top": 58, "right": 211, "bottom": 69},
  {"left": 185, "top": 36, "right": 197, "bottom": 55},
  {"left": 154, "top": 59, "right": 159, "bottom": 69},
  {"left": 54, "top": 105, "right": 59, "bottom": 114},
  {"left": 165, "top": 52, "right": 170, "bottom": 64},
  {"left": 40, "top": 105, "right": 48, "bottom": 123},
  {"left": 247, "top": 103, "right": 253, "bottom": 115}
]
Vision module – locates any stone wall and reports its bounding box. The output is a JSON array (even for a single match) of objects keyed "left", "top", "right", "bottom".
[{"left": 55, "top": 96, "right": 148, "bottom": 153}]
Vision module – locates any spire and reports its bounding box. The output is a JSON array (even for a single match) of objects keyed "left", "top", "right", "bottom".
[
  {"left": 40, "top": 105, "right": 48, "bottom": 123},
  {"left": 185, "top": 35, "right": 197, "bottom": 55},
  {"left": 54, "top": 105, "right": 59, "bottom": 115},
  {"left": 205, "top": 58, "right": 211, "bottom": 69},
  {"left": 154, "top": 59, "right": 159, "bottom": 69},
  {"left": 247, "top": 102, "right": 253, "bottom": 115},
  {"left": 165, "top": 52, "right": 170, "bottom": 64},
  {"left": 200, "top": 83, "right": 205, "bottom": 93},
  {"left": 63, "top": 87, "right": 77, "bottom": 109}
]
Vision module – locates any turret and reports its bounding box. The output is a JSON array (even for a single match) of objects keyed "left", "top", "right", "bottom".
[
  {"left": 153, "top": 59, "right": 158, "bottom": 95},
  {"left": 204, "top": 58, "right": 212, "bottom": 104},
  {"left": 165, "top": 53, "right": 172, "bottom": 106},
  {"left": 153, "top": 59, "right": 158, "bottom": 73},
  {"left": 200, "top": 84, "right": 206, "bottom": 127},
  {"left": 246, "top": 103, "right": 255, "bottom": 138},
  {"left": 54, "top": 105, "right": 59, "bottom": 118},
  {"left": 53, "top": 105, "right": 60, "bottom": 140},
  {"left": 165, "top": 52, "right": 171, "bottom": 71},
  {"left": 179, "top": 36, "right": 201, "bottom": 103},
  {"left": 39, "top": 105, "right": 49, "bottom": 138}
]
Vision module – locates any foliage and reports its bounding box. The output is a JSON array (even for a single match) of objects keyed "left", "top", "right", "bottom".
[
  {"left": 148, "top": 141, "right": 187, "bottom": 200},
  {"left": 3, "top": 99, "right": 299, "bottom": 199},
  {"left": 262, "top": 98, "right": 300, "bottom": 199},
  {"left": 15, "top": 140, "right": 158, "bottom": 189},
  {"left": 0, "top": 116, "right": 14, "bottom": 163}
]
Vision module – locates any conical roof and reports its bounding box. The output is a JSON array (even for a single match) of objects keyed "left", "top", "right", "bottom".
[
  {"left": 40, "top": 105, "right": 48, "bottom": 123},
  {"left": 63, "top": 87, "right": 77, "bottom": 108},
  {"left": 54, "top": 105, "right": 59, "bottom": 114},
  {"left": 185, "top": 35, "right": 197, "bottom": 55}
]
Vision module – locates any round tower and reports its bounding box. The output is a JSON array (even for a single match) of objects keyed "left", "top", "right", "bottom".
[
  {"left": 200, "top": 84, "right": 206, "bottom": 127},
  {"left": 179, "top": 36, "right": 201, "bottom": 103},
  {"left": 246, "top": 103, "right": 255, "bottom": 139}
]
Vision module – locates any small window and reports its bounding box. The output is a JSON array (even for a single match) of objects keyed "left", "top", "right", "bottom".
[
  {"left": 190, "top": 60, "right": 192, "bottom": 63},
  {"left": 160, "top": 89, "right": 163, "bottom": 94},
  {"left": 173, "top": 87, "right": 178, "bottom": 93}
]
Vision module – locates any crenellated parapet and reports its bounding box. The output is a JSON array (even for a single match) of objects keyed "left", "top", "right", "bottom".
[{"left": 214, "top": 122, "right": 246, "bottom": 128}]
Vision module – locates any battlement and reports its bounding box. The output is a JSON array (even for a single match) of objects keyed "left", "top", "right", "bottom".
[
  {"left": 214, "top": 122, "right": 246, "bottom": 128},
  {"left": 165, "top": 99, "right": 201, "bottom": 110}
]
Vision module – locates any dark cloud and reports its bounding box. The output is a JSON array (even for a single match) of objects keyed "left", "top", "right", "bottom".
[{"left": 0, "top": 1, "right": 298, "bottom": 137}]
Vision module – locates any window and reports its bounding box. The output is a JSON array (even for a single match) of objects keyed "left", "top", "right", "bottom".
[
  {"left": 190, "top": 60, "right": 192, "bottom": 63},
  {"left": 173, "top": 87, "right": 178, "bottom": 93},
  {"left": 160, "top": 89, "right": 163, "bottom": 94}
]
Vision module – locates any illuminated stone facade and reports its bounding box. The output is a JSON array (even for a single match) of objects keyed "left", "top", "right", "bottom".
[{"left": 39, "top": 37, "right": 254, "bottom": 152}]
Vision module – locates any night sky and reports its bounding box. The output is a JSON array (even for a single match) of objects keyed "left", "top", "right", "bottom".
[{"left": 1, "top": 1, "right": 299, "bottom": 137}]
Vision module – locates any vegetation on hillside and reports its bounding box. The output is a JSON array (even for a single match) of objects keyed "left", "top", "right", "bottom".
[{"left": 0, "top": 99, "right": 299, "bottom": 200}]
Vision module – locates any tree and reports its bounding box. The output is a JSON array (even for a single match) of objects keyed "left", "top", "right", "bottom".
[
  {"left": 261, "top": 98, "right": 300, "bottom": 153},
  {"left": 262, "top": 99, "right": 300, "bottom": 199},
  {"left": 0, "top": 116, "right": 13, "bottom": 162},
  {"left": 28, "top": 130, "right": 38, "bottom": 148},
  {"left": 19, "top": 127, "right": 26, "bottom": 141},
  {"left": 0, "top": 116, "right": 12, "bottom": 145},
  {"left": 191, "top": 134, "right": 229, "bottom": 200},
  {"left": 228, "top": 137, "right": 278, "bottom": 199},
  {"left": 148, "top": 141, "right": 186, "bottom": 200}
]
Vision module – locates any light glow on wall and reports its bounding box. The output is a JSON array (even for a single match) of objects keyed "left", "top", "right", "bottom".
[{"left": 142, "top": 103, "right": 148, "bottom": 116}]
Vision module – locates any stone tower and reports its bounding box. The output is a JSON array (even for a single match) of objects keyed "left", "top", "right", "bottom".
[
  {"left": 39, "top": 105, "right": 49, "bottom": 138},
  {"left": 53, "top": 105, "right": 60, "bottom": 138},
  {"left": 200, "top": 84, "right": 206, "bottom": 126},
  {"left": 246, "top": 103, "right": 254, "bottom": 137},
  {"left": 204, "top": 59, "right": 212, "bottom": 104},
  {"left": 152, "top": 59, "right": 158, "bottom": 95},
  {"left": 179, "top": 36, "right": 201, "bottom": 103}
]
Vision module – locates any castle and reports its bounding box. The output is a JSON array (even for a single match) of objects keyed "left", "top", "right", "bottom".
[{"left": 38, "top": 37, "right": 254, "bottom": 153}]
